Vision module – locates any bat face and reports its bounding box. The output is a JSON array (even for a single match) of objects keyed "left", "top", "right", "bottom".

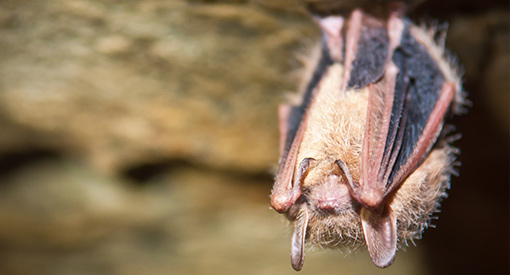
[{"left": 271, "top": 9, "right": 465, "bottom": 271}]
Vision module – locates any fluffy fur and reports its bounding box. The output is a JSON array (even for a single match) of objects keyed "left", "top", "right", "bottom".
[{"left": 287, "top": 23, "right": 461, "bottom": 250}]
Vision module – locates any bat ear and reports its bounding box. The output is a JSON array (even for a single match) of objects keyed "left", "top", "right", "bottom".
[
  {"left": 361, "top": 206, "right": 397, "bottom": 268},
  {"left": 291, "top": 207, "right": 309, "bottom": 271}
]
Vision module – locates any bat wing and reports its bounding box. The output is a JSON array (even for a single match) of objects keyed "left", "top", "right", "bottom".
[
  {"left": 272, "top": 10, "right": 458, "bottom": 269},
  {"left": 271, "top": 11, "right": 390, "bottom": 213},
  {"left": 354, "top": 16, "right": 456, "bottom": 267},
  {"left": 359, "top": 18, "right": 455, "bottom": 208},
  {"left": 270, "top": 37, "right": 334, "bottom": 213}
]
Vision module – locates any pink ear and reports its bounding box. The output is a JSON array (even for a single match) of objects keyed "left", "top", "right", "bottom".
[
  {"left": 291, "top": 207, "right": 309, "bottom": 271},
  {"left": 361, "top": 205, "right": 397, "bottom": 268}
]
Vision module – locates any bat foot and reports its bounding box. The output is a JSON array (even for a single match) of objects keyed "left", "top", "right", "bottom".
[
  {"left": 271, "top": 193, "right": 295, "bottom": 213},
  {"left": 359, "top": 189, "right": 384, "bottom": 208}
]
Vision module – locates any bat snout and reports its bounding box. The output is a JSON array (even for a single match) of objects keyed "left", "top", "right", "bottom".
[
  {"left": 317, "top": 199, "right": 342, "bottom": 213},
  {"left": 308, "top": 177, "right": 353, "bottom": 213}
]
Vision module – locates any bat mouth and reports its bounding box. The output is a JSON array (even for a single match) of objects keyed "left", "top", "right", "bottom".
[{"left": 313, "top": 198, "right": 359, "bottom": 216}]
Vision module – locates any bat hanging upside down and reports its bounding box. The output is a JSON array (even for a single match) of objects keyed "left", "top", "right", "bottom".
[{"left": 270, "top": 8, "right": 466, "bottom": 271}]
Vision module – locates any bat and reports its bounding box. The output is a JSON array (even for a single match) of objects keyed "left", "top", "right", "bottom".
[{"left": 270, "top": 8, "right": 466, "bottom": 271}]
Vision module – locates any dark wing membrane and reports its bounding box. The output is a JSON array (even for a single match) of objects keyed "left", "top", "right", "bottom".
[
  {"left": 358, "top": 19, "right": 455, "bottom": 207},
  {"left": 346, "top": 13, "right": 389, "bottom": 89},
  {"left": 382, "top": 20, "right": 448, "bottom": 193},
  {"left": 359, "top": 17, "right": 455, "bottom": 268}
]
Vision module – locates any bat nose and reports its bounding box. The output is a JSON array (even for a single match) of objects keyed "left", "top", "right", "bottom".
[{"left": 317, "top": 199, "right": 339, "bottom": 212}]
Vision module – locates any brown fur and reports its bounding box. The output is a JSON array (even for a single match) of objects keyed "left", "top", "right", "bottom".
[{"left": 288, "top": 24, "right": 459, "bottom": 250}]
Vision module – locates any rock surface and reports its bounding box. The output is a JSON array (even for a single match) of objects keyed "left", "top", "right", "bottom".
[{"left": 0, "top": 0, "right": 317, "bottom": 173}]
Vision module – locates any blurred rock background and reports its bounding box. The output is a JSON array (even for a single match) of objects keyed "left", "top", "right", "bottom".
[{"left": 0, "top": 0, "right": 507, "bottom": 274}]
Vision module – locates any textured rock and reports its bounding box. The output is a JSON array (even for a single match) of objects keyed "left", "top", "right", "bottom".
[
  {"left": 0, "top": 159, "right": 138, "bottom": 247},
  {"left": 0, "top": 0, "right": 316, "bottom": 173}
]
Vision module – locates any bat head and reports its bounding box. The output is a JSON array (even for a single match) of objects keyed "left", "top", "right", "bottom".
[
  {"left": 292, "top": 158, "right": 359, "bottom": 216},
  {"left": 287, "top": 159, "right": 363, "bottom": 247}
]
